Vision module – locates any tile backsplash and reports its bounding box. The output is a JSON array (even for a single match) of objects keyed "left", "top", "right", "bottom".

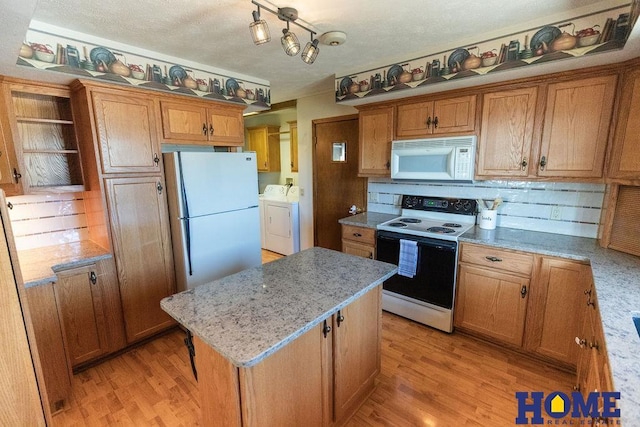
[
  {"left": 6, "top": 193, "right": 88, "bottom": 250},
  {"left": 368, "top": 179, "right": 605, "bottom": 238}
]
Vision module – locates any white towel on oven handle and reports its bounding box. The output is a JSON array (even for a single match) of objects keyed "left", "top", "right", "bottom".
[{"left": 398, "top": 239, "right": 418, "bottom": 278}]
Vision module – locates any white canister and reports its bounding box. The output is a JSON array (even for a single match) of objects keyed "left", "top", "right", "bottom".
[{"left": 478, "top": 209, "right": 497, "bottom": 230}]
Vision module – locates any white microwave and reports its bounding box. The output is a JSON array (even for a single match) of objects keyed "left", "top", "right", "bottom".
[{"left": 390, "top": 135, "right": 476, "bottom": 182}]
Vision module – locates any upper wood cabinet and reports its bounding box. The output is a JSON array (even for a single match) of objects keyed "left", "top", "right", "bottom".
[
  {"left": 607, "top": 66, "right": 640, "bottom": 181},
  {"left": 476, "top": 87, "right": 538, "bottom": 178},
  {"left": 248, "top": 125, "right": 281, "bottom": 172},
  {"left": 91, "top": 89, "right": 162, "bottom": 174},
  {"left": 395, "top": 95, "right": 476, "bottom": 139},
  {"left": 538, "top": 75, "right": 617, "bottom": 178},
  {"left": 160, "top": 99, "right": 244, "bottom": 146},
  {"left": 104, "top": 176, "right": 176, "bottom": 343},
  {"left": 289, "top": 121, "right": 298, "bottom": 172},
  {"left": 358, "top": 105, "right": 394, "bottom": 177},
  {"left": 0, "top": 80, "right": 84, "bottom": 195}
]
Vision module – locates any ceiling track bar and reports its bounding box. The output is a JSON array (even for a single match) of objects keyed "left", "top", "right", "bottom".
[{"left": 251, "top": 0, "right": 316, "bottom": 37}]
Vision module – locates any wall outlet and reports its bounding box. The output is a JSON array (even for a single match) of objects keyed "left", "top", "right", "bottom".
[
  {"left": 550, "top": 206, "right": 562, "bottom": 220},
  {"left": 299, "top": 188, "right": 304, "bottom": 196},
  {"left": 394, "top": 195, "right": 402, "bottom": 206},
  {"left": 369, "top": 192, "right": 379, "bottom": 203},
  {"left": 285, "top": 177, "right": 293, "bottom": 184}
]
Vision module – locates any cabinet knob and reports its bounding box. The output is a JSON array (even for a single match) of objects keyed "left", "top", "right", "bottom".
[
  {"left": 322, "top": 319, "right": 332, "bottom": 338},
  {"left": 209, "top": 124, "right": 214, "bottom": 135},
  {"left": 353, "top": 232, "right": 362, "bottom": 237},
  {"left": 426, "top": 116, "right": 432, "bottom": 129},
  {"left": 584, "top": 289, "right": 592, "bottom": 296},
  {"left": 368, "top": 253, "right": 373, "bottom": 259},
  {"left": 13, "top": 168, "right": 22, "bottom": 182},
  {"left": 521, "top": 157, "right": 528, "bottom": 170},
  {"left": 539, "top": 156, "right": 547, "bottom": 170},
  {"left": 485, "top": 256, "right": 502, "bottom": 262},
  {"left": 337, "top": 310, "right": 344, "bottom": 327},
  {"left": 153, "top": 153, "right": 160, "bottom": 165},
  {"left": 521, "top": 285, "right": 527, "bottom": 298},
  {"left": 589, "top": 341, "right": 600, "bottom": 350},
  {"left": 6, "top": 202, "right": 13, "bottom": 210},
  {"left": 157, "top": 182, "right": 163, "bottom": 194},
  {"left": 89, "top": 271, "right": 97, "bottom": 285},
  {"left": 433, "top": 116, "right": 439, "bottom": 129},
  {"left": 202, "top": 123, "right": 208, "bottom": 135},
  {"left": 574, "top": 336, "right": 586, "bottom": 348},
  {"left": 587, "top": 299, "right": 596, "bottom": 309},
  {"left": 385, "top": 161, "right": 390, "bottom": 169}
]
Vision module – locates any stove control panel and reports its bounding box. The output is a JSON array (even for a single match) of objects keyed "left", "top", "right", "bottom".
[{"left": 401, "top": 195, "right": 477, "bottom": 215}]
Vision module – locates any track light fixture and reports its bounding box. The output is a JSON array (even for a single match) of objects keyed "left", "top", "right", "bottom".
[{"left": 249, "top": 0, "right": 345, "bottom": 65}]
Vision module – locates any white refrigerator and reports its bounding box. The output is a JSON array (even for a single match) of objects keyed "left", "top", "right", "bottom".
[{"left": 164, "top": 151, "right": 262, "bottom": 291}]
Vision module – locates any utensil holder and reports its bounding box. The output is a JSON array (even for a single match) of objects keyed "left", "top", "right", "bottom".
[{"left": 478, "top": 209, "right": 497, "bottom": 230}]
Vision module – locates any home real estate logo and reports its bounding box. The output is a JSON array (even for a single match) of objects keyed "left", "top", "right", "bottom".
[{"left": 515, "top": 391, "right": 621, "bottom": 424}]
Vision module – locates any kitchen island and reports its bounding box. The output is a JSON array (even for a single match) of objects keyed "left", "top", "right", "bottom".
[{"left": 161, "top": 247, "right": 397, "bottom": 427}]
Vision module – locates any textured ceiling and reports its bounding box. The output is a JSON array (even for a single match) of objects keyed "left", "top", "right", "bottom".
[{"left": 1, "top": 0, "right": 638, "bottom": 103}]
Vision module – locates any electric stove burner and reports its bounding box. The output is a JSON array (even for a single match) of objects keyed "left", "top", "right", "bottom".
[
  {"left": 399, "top": 218, "right": 421, "bottom": 223},
  {"left": 442, "top": 223, "right": 462, "bottom": 228},
  {"left": 426, "top": 226, "right": 455, "bottom": 234},
  {"left": 388, "top": 222, "right": 408, "bottom": 228}
]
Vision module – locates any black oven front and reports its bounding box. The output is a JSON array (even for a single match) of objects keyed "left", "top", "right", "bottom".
[{"left": 376, "top": 230, "right": 458, "bottom": 309}]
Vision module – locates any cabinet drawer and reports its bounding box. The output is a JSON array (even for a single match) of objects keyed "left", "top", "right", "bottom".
[
  {"left": 341, "top": 225, "right": 376, "bottom": 245},
  {"left": 460, "top": 243, "right": 533, "bottom": 276}
]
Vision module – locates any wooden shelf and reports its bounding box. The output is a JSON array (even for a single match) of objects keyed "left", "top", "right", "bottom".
[
  {"left": 23, "top": 149, "right": 79, "bottom": 154},
  {"left": 16, "top": 117, "right": 74, "bottom": 125}
]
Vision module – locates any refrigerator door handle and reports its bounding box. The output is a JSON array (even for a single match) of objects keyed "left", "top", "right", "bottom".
[{"left": 178, "top": 152, "right": 194, "bottom": 276}]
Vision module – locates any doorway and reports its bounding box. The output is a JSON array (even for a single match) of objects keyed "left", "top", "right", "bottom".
[{"left": 313, "top": 115, "right": 366, "bottom": 251}]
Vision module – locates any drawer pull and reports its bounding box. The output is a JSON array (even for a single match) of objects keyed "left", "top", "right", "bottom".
[
  {"left": 485, "top": 256, "right": 502, "bottom": 262},
  {"left": 89, "top": 271, "right": 97, "bottom": 285},
  {"left": 521, "top": 285, "right": 527, "bottom": 298},
  {"left": 353, "top": 232, "right": 362, "bottom": 237}
]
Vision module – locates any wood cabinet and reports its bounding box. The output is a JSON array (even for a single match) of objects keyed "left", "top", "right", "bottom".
[
  {"left": 523, "top": 257, "right": 590, "bottom": 366},
  {"left": 194, "top": 286, "right": 382, "bottom": 427},
  {"left": 537, "top": 75, "right": 616, "bottom": 178},
  {"left": 105, "top": 176, "right": 175, "bottom": 343},
  {"left": 54, "top": 258, "right": 125, "bottom": 368},
  {"left": 160, "top": 99, "right": 244, "bottom": 146},
  {"left": 289, "top": 121, "right": 298, "bottom": 172},
  {"left": 396, "top": 95, "right": 476, "bottom": 138},
  {"left": 332, "top": 286, "right": 381, "bottom": 424},
  {"left": 358, "top": 106, "right": 393, "bottom": 176},
  {"left": 607, "top": 66, "right": 640, "bottom": 181},
  {"left": 341, "top": 224, "right": 376, "bottom": 260},
  {"left": 0, "top": 79, "right": 84, "bottom": 195},
  {"left": 91, "top": 89, "right": 162, "bottom": 174},
  {"left": 248, "top": 125, "right": 281, "bottom": 172},
  {"left": 476, "top": 87, "right": 538, "bottom": 178},
  {"left": 25, "top": 283, "right": 72, "bottom": 414}
]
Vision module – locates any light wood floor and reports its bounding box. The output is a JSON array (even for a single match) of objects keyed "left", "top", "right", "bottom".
[
  {"left": 261, "top": 249, "right": 284, "bottom": 264},
  {"left": 52, "top": 311, "right": 575, "bottom": 426}
]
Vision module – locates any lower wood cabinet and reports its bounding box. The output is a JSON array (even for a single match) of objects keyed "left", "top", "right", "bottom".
[
  {"left": 54, "top": 258, "right": 125, "bottom": 368},
  {"left": 105, "top": 176, "right": 176, "bottom": 343},
  {"left": 455, "top": 243, "right": 590, "bottom": 368},
  {"left": 194, "top": 286, "right": 381, "bottom": 427},
  {"left": 341, "top": 224, "right": 376, "bottom": 260},
  {"left": 25, "top": 283, "right": 72, "bottom": 414}
]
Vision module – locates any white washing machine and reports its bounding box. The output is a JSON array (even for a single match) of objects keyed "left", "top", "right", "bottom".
[{"left": 258, "top": 185, "right": 300, "bottom": 255}]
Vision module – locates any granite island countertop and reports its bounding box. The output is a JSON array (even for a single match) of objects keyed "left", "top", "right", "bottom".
[
  {"left": 18, "top": 240, "right": 112, "bottom": 287},
  {"left": 160, "top": 247, "right": 397, "bottom": 368}
]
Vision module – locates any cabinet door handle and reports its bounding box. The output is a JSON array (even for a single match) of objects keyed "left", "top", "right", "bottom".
[
  {"left": 433, "top": 116, "right": 439, "bottom": 129},
  {"left": 157, "top": 182, "right": 163, "bottom": 194},
  {"left": 426, "top": 116, "right": 432, "bottom": 129},
  {"left": 6, "top": 202, "right": 13, "bottom": 210},
  {"left": 322, "top": 319, "right": 332, "bottom": 338},
  {"left": 574, "top": 336, "right": 586, "bottom": 348},
  {"left": 13, "top": 168, "right": 22, "bottom": 182},
  {"left": 202, "top": 123, "right": 208, "bottom": 135},
  {"left": 521, "top": 285, "right": 527, "bottom": 298},
  {"left": 589, "top": 341, "right": 600, "bottom": 350},
  {"left": 584, "top": 289, "right": 592, "bottom": 296},
  {"left": 209, "top": 124, "right": 214, "bottom": 135},
  {"left": 369, "top": 252, "right": 373, "bottom": 259},
  {"left": 587, "top": 299, "right": 596, "bottom": 309},
  {"left": 539, "top": 155, "right": 547, "bottom": 170},
  {"left": 337, "top": 310, "right": 344, "bottom": 327},
  {"left": 385, "top": 161, "right": 390, "bottom": 169},
  {"left": 521, "top": 157, "right": 528, "bottom": 170},
  {"left": 485, "top": 256, "right": 502, "bottom": 262},
  {"left": 153, "top": 153, "right": 160, "bottom": 166},
  {"left": 353, "top": 233, "right": 362, "bottom": 237},
  {"left": 89, "top": 271, "right": 97, "bottom": 285}
]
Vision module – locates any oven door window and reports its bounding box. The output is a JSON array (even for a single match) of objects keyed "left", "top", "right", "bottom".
[{"left": 376, "top": 233, "right": 457, "bottom": 309}]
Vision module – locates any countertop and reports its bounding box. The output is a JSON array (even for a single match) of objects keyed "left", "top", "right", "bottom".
[
  {"left": 17, "top": 240, "right": 112, "bottom": 287},
  {"left": 160, "top": 247, "right": 397, "bottom": 368},
  {"left": 340, "top": 213, "right": 639, "bottom": 424}
]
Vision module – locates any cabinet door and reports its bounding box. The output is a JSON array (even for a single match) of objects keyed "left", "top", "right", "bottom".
[
  {"left": 55, "top": 264, "right": 106, "bottom": 366},
  {"left": 160, "top": 101, "right": 208, "bottom": 143},
  {"left": 524, "top": 257, "right": 589, "bottom": 366},
  {"left": 105, "top": 176, "right": 175, "bottom": 343},
  {"left": 358, "top": 106, "right": 393, "bottom": 176},
  {"left": 477, "top": 87, "right": 538, "bottom": 177},
  {"left": 432, "top": 95, "right": 476, "bottom": 135},
  {"left": 455, "top": 263, "right": 529, "bottom": 347},
  {"left": 25, "top": 283, "right": 72, "bottom": 414},
  {"left": 538, "top": 76, "right": 616, "bottom": 178},
  {"left": 0, "top": 108, "right": 20, "bottom": 192},
  {"left": 92, "top": 91, "right": 161, "bottom": 174},
  {"left": 248, "top": 127, "right": 269, "bottom": 172},
  {"left": 396, "top": 101, "right": 433, "bottom": 138},
  {"left": 333, "top": 286, "right": 381, "bottom": 424},
  {"left": 342, "top": 240, "right": 375, "bottom": 259},
  {"left": 608, "top": 67, "right": 640, "bottom": 180},
  {"left": 208, "top": 107, "right": 244, "bottom": 145}
]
